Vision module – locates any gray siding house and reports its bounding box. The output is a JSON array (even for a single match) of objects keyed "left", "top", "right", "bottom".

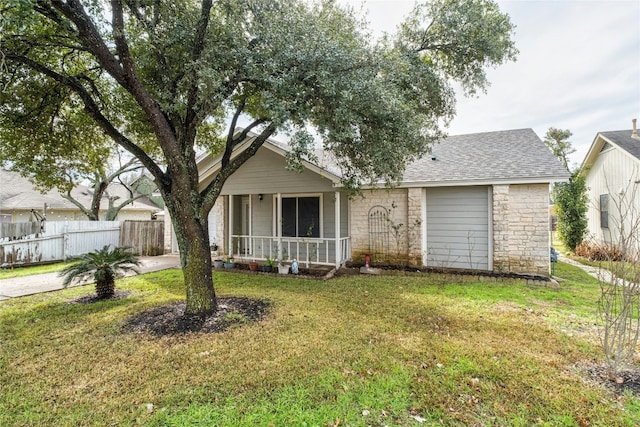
[{"left": 165, "top": 128, "right": 569, "bottom": 276}]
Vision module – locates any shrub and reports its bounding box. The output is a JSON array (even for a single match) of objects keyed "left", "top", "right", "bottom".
[
  {"left": 553, "top": 171, "right": 588, "bottom": 251},
  {"left": 574, "top": 241, "right": 625, "bottom": 262},
  {"left": 60, "top": 245, "right": 140, "bottom": 299}
]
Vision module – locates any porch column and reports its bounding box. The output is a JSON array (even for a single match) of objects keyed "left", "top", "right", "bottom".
[
  {"left": 335, "top": 191, "right": 341, "bottom": 268},
  {"left": 228, "top": 194, "right": 234, "bottom": 257},
  {"left": 276, "top": 193, "right": 282, "bottom": 261}
]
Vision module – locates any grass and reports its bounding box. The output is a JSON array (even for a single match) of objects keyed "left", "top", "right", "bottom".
[
  {"left": 0, "top": 262, "right": 637, "bottom": 426},
  {"left": 0, "top": 261, "right": 76, "bottom": 280}
]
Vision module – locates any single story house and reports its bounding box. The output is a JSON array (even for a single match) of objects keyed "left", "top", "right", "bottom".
[
  {"left": 581, "top": 120, "right": 640, "bottom": 250},
  {"left": 164, "top": 128, "right": 569, "bottom": 276},
  {"left": 0, "top": 169, "right": 162, "bottom": 223}
]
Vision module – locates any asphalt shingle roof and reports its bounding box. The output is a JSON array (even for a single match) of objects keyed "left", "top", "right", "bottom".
[
  {"left": 402, "top": 128, "right": 570, "bottom": 184},
  {"left": 599, "top": 129, "right": 640, "bottom": 161},
  {"left": 0, "top": 169, "right": 160, "bottom": 212},
  {"left": 213, "top": 127, "right": 570, "bottom": 186}
]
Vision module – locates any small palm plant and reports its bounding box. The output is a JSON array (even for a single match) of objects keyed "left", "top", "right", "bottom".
[{"left": 60, "top": 245, "right": 141, "bottom": 299}]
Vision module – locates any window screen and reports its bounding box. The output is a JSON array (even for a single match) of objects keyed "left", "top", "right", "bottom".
[
  {"left": 600, "top": 194, "right": 609, "bottom": 229},
  {"left": 282, "top": 198, "right": 297, "bottom": 237},
  {"left": 281, "top": 196, "right": 320, "bottom": 237}
]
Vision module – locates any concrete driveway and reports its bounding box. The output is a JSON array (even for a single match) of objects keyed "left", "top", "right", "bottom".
[{"left": 0, "top": 254, "right": 180, "bottom": 300}]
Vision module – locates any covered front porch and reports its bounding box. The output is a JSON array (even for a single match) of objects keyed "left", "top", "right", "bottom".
[{"left": 224, "top": 191, "right": 351, "bottom": 268}]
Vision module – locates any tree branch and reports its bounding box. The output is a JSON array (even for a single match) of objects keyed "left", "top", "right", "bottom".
[
  {"left": 202, "top": 123, "right": 276, "bottom": 214},
  {"left": 48, "top": 0, "right": 182, "bottom": 167},
  {"left": 222, "top": 105, "right": 266, "bottom": 170},
  {"left": 184, "top": 0, "right": 214, "bottom": 141},
  {"left": 105, "top": 193, "right": 149, "bottom": 221},
  {"left": 60, "top": 189, "right": 97, "bottom": 221},
  {"left": 6, "top": 53, "right": 165, "bottom": 183}
]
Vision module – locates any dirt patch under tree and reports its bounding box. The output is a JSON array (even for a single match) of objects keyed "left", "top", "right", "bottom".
[{"left": 123, "top": 296, "right": 271, "bottom": 336}]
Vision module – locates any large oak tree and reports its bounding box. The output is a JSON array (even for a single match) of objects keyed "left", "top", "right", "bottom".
[{"left": 0, "top": 0, "right": 517, "bottom": 315}]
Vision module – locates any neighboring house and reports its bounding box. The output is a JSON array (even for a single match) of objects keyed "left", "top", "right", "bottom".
[
  {"left": 581, "top": 121, "right": 640, "bottom": 249},
  {"left": 0, "top": 169, "right": 162, "bottom": 222},
  {"left": 130, "top": 173, "right": 165, "bottom": 210},
  {"left": 165, "top": 128, "right": 569, "bottom": 276}
]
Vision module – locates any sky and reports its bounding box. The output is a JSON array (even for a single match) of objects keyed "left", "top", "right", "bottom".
[{"left": 337, "top": 0, "right": 640, "bottom": 169}]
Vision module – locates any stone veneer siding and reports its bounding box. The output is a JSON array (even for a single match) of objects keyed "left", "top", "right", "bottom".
[
  {"left": 352, "top": 184, "right": 551, "bottom": 274},
  {"left": 492, "top": 185, "right": 510, "bottom": 271},
  {"left": 407, "top": 187, "right": 423, "bottom": 264},
  {"left": 493, "top": 183, "right": 550, "bottom": 276},
  {"left": 349, "top": 188, "right": 408, "bottom": 263}
]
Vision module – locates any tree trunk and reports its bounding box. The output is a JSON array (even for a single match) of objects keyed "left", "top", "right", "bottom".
[
  {"left": 169, "top": 199, "right": 216, "bottom": 316},
  {"left": 95, "top": 268, "right": 115, "bottom": 299}
]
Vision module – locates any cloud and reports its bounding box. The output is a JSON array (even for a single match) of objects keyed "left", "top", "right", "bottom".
[{"left": 337, "top": 0, "right": 640, "bottom": 165}]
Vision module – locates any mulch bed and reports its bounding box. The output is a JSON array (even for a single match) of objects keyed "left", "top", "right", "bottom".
[
  {"left": 68, "top": 290, "right": 131, "bottom": 304},
  {"left": 577, "top": 362, "right": 640, "bottom": 396},
  {"left": 123, "top": 296, "right": 271, "bottom": 336}
]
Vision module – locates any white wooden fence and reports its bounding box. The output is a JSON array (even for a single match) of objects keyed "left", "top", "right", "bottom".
[{"left": 0, "top": 221, "right": 120, "bottom": 267}]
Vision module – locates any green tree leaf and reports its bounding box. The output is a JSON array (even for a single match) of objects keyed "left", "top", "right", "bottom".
[{"left": 1, "top": 0, "right": 517, "bottom": 315}]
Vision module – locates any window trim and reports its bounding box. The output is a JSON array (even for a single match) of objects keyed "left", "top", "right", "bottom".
[
  {"left": 272, "top": 193, "right": 324, "bottom": 238},
  {"left": 599, "top": 193, "right": 609, "bottom": 229}
]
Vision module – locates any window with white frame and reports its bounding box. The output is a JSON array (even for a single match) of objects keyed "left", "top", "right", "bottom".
[
  {"left": 281, "top": 196, "right": 321, "bottom": 238},
  {"left": 600, "top": 194, "right": 609, "bottom": 229}
]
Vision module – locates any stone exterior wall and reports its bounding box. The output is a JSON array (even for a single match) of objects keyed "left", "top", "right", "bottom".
[
  {"left": 493, "top": 183, "right": 550, "bottom": 276},
  {"left": 349, "top": 188, "right": 408, "bottom": 263},
  {"left": 492, "top": 185, "right": 510, "bottom": 271},
  {"left": 213, "top": 197, "right": 225, "bottom": 253},
  {"left": 407, "top": 187, "right": 423, "bottom": 264},
  {"left": 349, "top": 184, "right": 550, "bottom": 274}
]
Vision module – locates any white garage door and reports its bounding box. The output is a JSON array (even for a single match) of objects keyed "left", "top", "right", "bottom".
[{"left": 424, "top": 186, "right": 490, "bottom": 270}]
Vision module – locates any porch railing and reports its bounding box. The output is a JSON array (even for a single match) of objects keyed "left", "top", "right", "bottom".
[{"left": 229, "top": 234, "right": 351, "bottom": 267}]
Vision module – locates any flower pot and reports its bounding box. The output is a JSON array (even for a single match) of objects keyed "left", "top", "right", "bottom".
[
  {"left": 260, "top": 265, "right": 273, "bottom": 273},
  {"left": 223, "top": 262, "right": 235, "bottom": 269},
  {"left": 213, "top": 260, "right": 224, "bottom": 269},
  {"left": 278, "top": 265, "right": 290, "bottom": 275},
  {"left": 249, "top": 261, "right": 259, "bottom": 272}
]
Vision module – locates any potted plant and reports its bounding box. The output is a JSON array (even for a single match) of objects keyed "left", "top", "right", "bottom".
[
  {"left": 213, "top": 258, "right": 224, "bottom": 269},
  {"left": 277, "top": 250, "right": 290, "bottom": 274},
  {"left": 248, "top": 260, "right": 259, "bottom": 272},
  {"left": 278, "top": 263, "right": 290, "bottom": 275},
  {"left": 223, "top": 256, "right": 235, "bottom": 269},
  {"left": 261, "top": 256, "right": 275, "bottom": 273}
]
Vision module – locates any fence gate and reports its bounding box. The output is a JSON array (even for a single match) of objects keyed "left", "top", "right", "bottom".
[
  {"left": 120, "top": 221, "right": 164, "bottom": 256},
  {"left": 368, "top": 205, "right": 389, "bottom": 263}
]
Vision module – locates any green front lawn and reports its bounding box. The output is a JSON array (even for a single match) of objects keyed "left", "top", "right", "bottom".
[
  {"left": 0, "top": 263, "right": 636, "bottom": 426},
  {"left": 0, "top": 261, "right": 77, "bottom": 280}
]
